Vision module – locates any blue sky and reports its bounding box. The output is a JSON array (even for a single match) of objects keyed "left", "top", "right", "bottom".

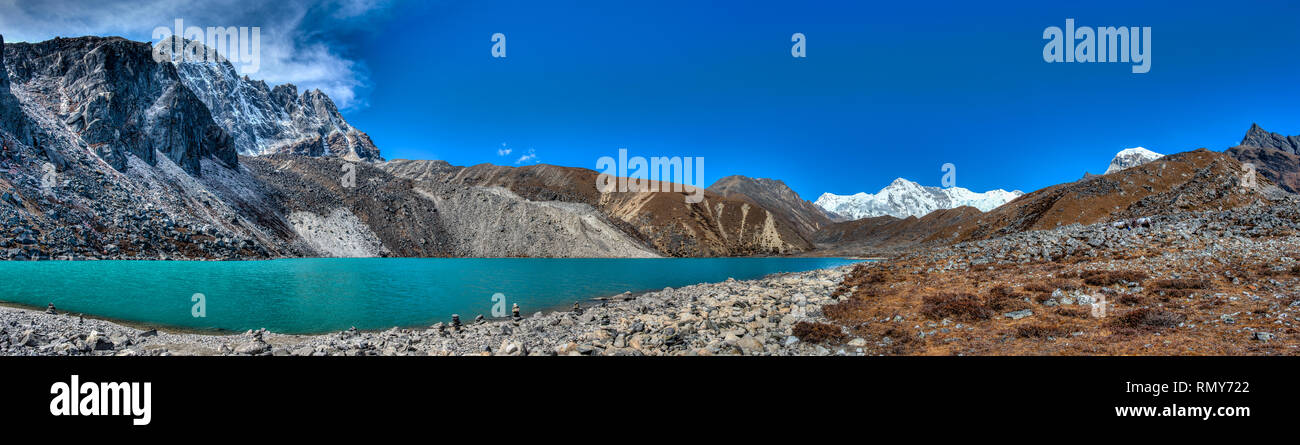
[{"left": 4, "top": 0, "right": 1300, "bottom": 199}]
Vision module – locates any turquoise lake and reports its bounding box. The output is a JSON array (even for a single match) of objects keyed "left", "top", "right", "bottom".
[{"left": 0, "top": 257, "right": 861, "bottom": 334}]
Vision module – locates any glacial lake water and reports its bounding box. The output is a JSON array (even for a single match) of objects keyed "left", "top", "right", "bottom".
[{"left": 0, "top": 257, "right": 862, "bottom": 334}]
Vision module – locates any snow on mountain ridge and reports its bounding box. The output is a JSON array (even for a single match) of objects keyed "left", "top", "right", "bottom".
[
  {"left": 814, "top": 178, "right": 1023, "bottom": 220},
  {"left": 166, "top": 41, "right": 382, "bottom": 161},
  {"left": 1105, "top": 147, "right": 1163, "bottom": 174}
]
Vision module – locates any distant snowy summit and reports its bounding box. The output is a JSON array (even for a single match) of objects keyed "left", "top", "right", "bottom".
[
  {"left": 1105, "top": 147, "right": 1164, "bottom": 174},
  {"left": 814, "top": 178, "right": 1023, "bottom": 220}
]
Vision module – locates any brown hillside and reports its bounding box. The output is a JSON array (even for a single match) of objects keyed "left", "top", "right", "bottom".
[
  {"left": 812, "top": 206, "right": 983, "bottom": 255},
  {"left": 707, "top": 175, "right": 835, "bottom": 239},
  {"left": 954, "top": 149, "right": 1271, "bottom": 242},
  {"left": 381, "top": 161, "right": 813, "bottom": 256}
]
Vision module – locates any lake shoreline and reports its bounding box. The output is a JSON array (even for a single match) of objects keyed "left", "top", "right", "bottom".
[
  {"left": 0, "top": 264, "right": 864, "bottom": 356},
  {"left": 0, "top": 257, "right": 860, "bottom": 334}
]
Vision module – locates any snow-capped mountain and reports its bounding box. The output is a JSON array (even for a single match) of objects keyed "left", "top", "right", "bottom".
[
  {"left": 167, "top": 41, "right": 382, "bottom": 161},
  {"left": 1105, "top": 147, "right": 1163, "bottom": 174},
  {"left": 814, "top": 178, "right": 1023, "bottom": 220}
]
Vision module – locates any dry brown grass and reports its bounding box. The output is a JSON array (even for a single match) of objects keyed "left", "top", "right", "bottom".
[
  {"left": 1081, "top": 270, "right": 1148, "bottom": 286},
  {"left": 823, "top": 299, "right": 873, "bottom": 323},
  {"left": 1149, "top": 278, "right": 1211, "bottom": 298},
  {"left": 1110, "top": 308, "right": 1186, "bottom": 330},
  {"left": 920, "top": 293, "right": 993, "bottom": 321},
  {"left": 1014, "top": 322, "right": 1076, "bottom": 338},
  {"left": 1023, "top": 278, "right": 1082, "bottom": 294},
  {"left": 1116, "top": 293, "right": 1145, "bottom": 306},
  {"left": 984, "top": 285, "right": 1030, "bottom": 312},
  {"left": 815, "top": 245, "right": 1300, "bottom": 356},
  {"left": 1054, "top": 306, "right": 1091, "bottom": 318}
]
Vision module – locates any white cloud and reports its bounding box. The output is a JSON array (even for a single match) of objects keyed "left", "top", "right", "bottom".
[
  {"left": 0, "top": 0, "right": 387, "bottom": 110},
  {"left": 497, "top": 142, "right": 511, "bottom": 156},
  {"left": 515, "top": 148, "right": 537, "bottom": 164}
]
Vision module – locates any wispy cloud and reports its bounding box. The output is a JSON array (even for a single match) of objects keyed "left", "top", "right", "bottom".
[
  {"left": 0, "top": 0, "right": 389, "bottom": 109},
  {"left": 496, "top": 142, "right": 512, "bottom": 157},
  {"left": 515, "top": 148, "right": 537, "bottom": 164}
]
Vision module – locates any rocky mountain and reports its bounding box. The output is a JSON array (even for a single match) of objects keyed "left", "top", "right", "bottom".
[
  {"left": 952, "top": 149, "right": 1280, "bottom": 242},
  {"left": 171, "top": 44, "right": 382, "bottom": 161},
  {"left": 706, "top": 175, "right": 836, "bottom": 238},
  {"left": 382, "top": 161, "right": 815, "bottom": 256},
  {"left": 3, "top": 36, "right": 237, "bottom": 175},
  {"left": 245, "top": 156, "right": 658, "bottom": 258},
  {"left": 814, "top": 178, "right": 1022, "bottom": 220},
  {"left": 817, "top": 149, "right": 1283, "bottom": 256},
  {"left": 1227, "top": 124, "right": 1300, "bottom": 193},
  {"left": 1239, "top": 123, "right": 1300, "bottom": 153},
  {"left": 1105, "top": 147, "right": 1163, "bottom": 174}
]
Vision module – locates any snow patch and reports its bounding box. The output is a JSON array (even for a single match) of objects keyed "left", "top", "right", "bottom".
[{"left": 1105, "top": 147, "right": 1164, "bottom": 174}]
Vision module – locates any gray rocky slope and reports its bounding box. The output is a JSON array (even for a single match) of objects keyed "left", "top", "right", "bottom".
[{"left": 0, "top": 36, "right": 719, "bottom": 259}]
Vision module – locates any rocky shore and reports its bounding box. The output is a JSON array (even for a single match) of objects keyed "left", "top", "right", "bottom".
[{"left": 0, "top": 265, "right": 860, "bottom": 356}]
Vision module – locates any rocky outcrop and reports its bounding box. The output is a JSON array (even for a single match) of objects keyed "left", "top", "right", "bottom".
[
  {"left": 1240, "top": 123, "right": 1300, "bottom": 154},
  {"left": 3, "top": 36, "right": 236, "bottom": 174},
  {"left": 0, "top": 34, "right": 33, "bottom": 149},
  {"left": 174, "top": 54, "right": 382, "bottom": 161},
  {"left": 707, "top": 175, "right": 834, "bottom": 238},
  {"left": 1227, "top": 145, "right": 1300, "bottom": 194},
  {"left": 1228, "top": 124, "right": 1300, "bottom": 194}
]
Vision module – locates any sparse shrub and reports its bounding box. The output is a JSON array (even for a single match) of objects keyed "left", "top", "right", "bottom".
[
  {"left": 920, "top": 293, "right": 992, "bottom": 321},
  {"left": 1117, "top": 294, "right": 1144, "bottom": 306},
  {"left": 1110, "top": 308, "right": 1186, "bottom": 330},
  {"left": 985, "top": 285, "right": 1030, "bottom": 312},
  {"left": 1152, "top": 278, "right": 1210, "bottom": 289},
  {"left": 1023, "top": 282, "right": 1055, "bottom": 294},
  {"left": 1015, "top": 322, "right": 1072, "bottom": 338},
  {"left": 1024, "top": 278, "right": 1079, "bottom": 293},
  {"left": 823, "top": 299, "right": 872, "bottom": 323},
  {"left": 1055, "top": 307, "right": 1090, "bottom": 318},
  {"left": 1150, "top": 278, "right": 1210, "bottom": 298},
  {"left": 1081, "top": 270, "right": 1148, "bottom": 286},
  {"left": 870, "top": 271, "right": 894, "bottom": 283},
  {"left": 792, "top": 321, "right": 845, "bottom": 343}
]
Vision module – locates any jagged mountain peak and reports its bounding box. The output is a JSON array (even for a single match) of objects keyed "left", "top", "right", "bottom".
[
  {"left": 158, "top": 36, "right": 380, "bottom": 161},
  {"left": 3, "top": 35, "right": 238, "bottom": 174},
  {"left": 1240, "top": 123, "right": 1300, "bottom": 154}
]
